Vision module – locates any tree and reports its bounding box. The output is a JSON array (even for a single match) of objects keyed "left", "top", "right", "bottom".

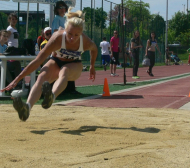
[
  {"left": 167, "top": 28, "right": 176, "bottom": 44},
  {"left": 106, "top": 0, "right": 151, "bottom": 39},
  {"left": 149, "top": 14, "right": 165, "bottom": 42},
  {"left": 124, "top": 0, "right": 150, "bottom": 31},
  {"left": 83, "top": 7, "right": 107, "bottom": 29},
  {"left": 0, "top": 12, "right": 9, "bottom": 30},
  {"left": 124, "top": 0, "right": 150, "bottom": 17},
  {"left": 175, "top": 30, "right": 190, "bottom": 46},
  {"left": 169, "top": 11, "right": 189, "bottom": 37}
]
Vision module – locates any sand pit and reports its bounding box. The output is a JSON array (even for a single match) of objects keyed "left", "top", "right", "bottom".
[{"left": 1, "top": 104, "right": 190, "bottom": 168}]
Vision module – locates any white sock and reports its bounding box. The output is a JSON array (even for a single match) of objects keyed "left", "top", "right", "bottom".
[{"left": 26, "top": 103, "right": 31, "bottom": 113}]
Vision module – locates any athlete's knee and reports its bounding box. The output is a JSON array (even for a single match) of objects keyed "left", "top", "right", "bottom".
[{"left": 36, "top": 73, "right": 51, "bottom": 85}]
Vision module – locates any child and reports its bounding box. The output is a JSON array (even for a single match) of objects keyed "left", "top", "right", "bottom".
[{"left": 0, "top": 30, "right": 8, "bottom": 55}]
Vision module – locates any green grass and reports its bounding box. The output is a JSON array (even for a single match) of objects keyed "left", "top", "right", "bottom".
[{"left": 1, "top": 73, "right": 190, "bottom": 105}]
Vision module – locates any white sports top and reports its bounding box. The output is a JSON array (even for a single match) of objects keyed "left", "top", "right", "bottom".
[
  {"left": 7, "top": 26, "right": 19, "bottom": 48},
  {"left": 55, "top": 32, "right": 83, "bottom": 60},
  {"left": 100, "top": 41, "right": 110, "bottom": 55}
]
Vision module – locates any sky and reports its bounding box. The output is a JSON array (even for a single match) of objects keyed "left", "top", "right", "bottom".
[{"left": 0, "top": 0, "right": 189, "bottom": 21}]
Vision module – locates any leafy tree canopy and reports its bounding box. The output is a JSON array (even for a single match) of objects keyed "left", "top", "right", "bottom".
[
  {"left": 169, "top": 11, "right": 189, "bottom": 37},
  {"left": 124, "top": 0, "right": 150, "bottom": 19},
  {"left": 83, "top": 7, "right": 107, "bottom": 29}
]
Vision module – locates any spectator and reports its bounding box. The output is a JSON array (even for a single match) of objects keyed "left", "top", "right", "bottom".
[
  {"left": 100, "top": 37, "right": 110, "bottom": 71},
  {"left": 170, "top": 51, "right": 175, "bottom": 62},
  {"left": 6, "top": 13, "right": 22, "bottom": 88},
  {"left": 110, "top": 30, "right": 120, "bottom": 77},
  {"left": 52, "top": 1, "right": 68, "bottom": 33},
  {"left": 40, "top": 27, "right": 52, "bottom": 67},
  {"left": 37, "top": 29, "right": 45, "bottom": 49},
  {"left": 131, "top": 30, "right": 142, "bottom": 79},
  {"left": 145, "top": 31, "right": 161, "bottom": 77},
  {"left": 40, "top": 27, "right": 52, "bottom": 50},
  {"left": 0, "top": 30, "right": 8, "bottom": 55}
]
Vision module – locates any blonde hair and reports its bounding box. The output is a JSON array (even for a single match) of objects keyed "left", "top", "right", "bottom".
[{"left": 65, "top": 7, "right": 85, "bottom": 30}]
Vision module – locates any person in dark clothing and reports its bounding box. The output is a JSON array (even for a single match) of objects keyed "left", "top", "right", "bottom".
[
  {"left": 37, "top": 29, "right": 45, "bottom": 49},
  {"left": 145, "top": 31, "right": 161, "bottom": 76},
  {"left": 130, "top": 30, "right": 142, "bottom": 79}
]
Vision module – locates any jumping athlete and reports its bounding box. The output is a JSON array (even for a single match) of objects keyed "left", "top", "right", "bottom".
[{"left": 0, "top": 7, "right": 98, "bottom": 121}]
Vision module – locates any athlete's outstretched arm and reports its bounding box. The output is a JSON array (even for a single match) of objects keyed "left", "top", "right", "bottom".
[{"left": 0, "top": 31, "right": 63, "bottom": 92}]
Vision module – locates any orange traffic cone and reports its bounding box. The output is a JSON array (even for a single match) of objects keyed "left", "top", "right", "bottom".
[
  {"left": 189, "top": 92, "right": 190, "bottom": 97},
  {"left": 102, "top": 78, "right": 110, "bottom": 96}
]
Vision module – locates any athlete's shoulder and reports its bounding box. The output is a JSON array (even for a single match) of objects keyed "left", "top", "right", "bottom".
[{"left": 82, "top": 33, "right": 97, "bottom": 51}]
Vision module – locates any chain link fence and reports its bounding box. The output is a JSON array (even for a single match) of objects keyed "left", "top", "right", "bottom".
[
  {"left": 79, "top": 0, "right": 165, "bottom": 66},
  {"left": 0, "top": 0, "right": 165, "bottom": 65}
]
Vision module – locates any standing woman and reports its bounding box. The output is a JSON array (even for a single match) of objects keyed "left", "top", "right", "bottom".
[
  {"left": 131, "top": 30, "right": 142, "bottom": 79},
  {"left": 6, "top": 13, "right": 22, "bottom": 88},
  {"left": 145, "top": 31, "right": 161, "bottom": 76},
  {"left": 51, "top": 1, "right": 68, "bottom": 33}
]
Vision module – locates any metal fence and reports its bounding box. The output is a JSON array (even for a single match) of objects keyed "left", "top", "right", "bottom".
[
  {"left": 0, "top": 0, "right": 165, "bottom": 65},
  {"left": 78, "top": 0, "right": 165, "bottom": 65}
]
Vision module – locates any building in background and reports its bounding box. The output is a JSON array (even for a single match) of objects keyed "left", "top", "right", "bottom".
[{"left": 0, "top": 10, "right": 45, "bottom": 25}]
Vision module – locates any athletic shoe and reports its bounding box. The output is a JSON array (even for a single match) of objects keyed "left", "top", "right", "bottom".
[
  {"left": 132, "top": 76, "right": 140, "bottom": 79},
  {"left": 104, "top": 65, "right": 106, "bottom": 71},
  {"left": 147, "top": 70, "right": 154, "bottom": 77},
  {"left": 149, "top": 73, "right": 154, "bottom": 77},
  {"left": 114, "top": 73, "right": 119, "bottom": 76},
  {"left": 41, "top": 81, "right": 54, "bottom": 109},
  {"left": 13, "top": 97, "right": 29, "bottom": 121},
  {"left": 116, "top": 65, "right": 122, "bottom": 68},
  {"left": 111, "top": 73, "right": 115, "bottom": 77},
  {"left": 146, "top": 70, "right": 150, "bottom": 75}
]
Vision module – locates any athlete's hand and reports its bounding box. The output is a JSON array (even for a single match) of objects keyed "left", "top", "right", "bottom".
[
  {"left": 89, "top": 66, "right": 96, "bottom": 81},
  {"left": 0, "top": 79, "right": 19, "bottom": 92}
]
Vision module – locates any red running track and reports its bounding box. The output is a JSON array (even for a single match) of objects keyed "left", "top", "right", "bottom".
[{"left": 65, "top": 64, "right": 190, "bottom": 109}]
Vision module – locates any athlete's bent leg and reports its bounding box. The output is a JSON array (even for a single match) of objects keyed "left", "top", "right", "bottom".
[
  {"left": 52, "top": 62, "right": 83, "bottom": 98},
  {"left": 27, "top": 60, "right": 60, "bottom": 108}
]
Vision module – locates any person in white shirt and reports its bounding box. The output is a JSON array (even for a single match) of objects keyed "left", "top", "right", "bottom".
[
  {"left": 6, "top": 13, "right": 22, "bottom": 89},
  {"left": 7, "top": 13, "right": 19, "bottom": 48},
  {"left": 100, "top": 37, "right": 110, "bottom": 71}
]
